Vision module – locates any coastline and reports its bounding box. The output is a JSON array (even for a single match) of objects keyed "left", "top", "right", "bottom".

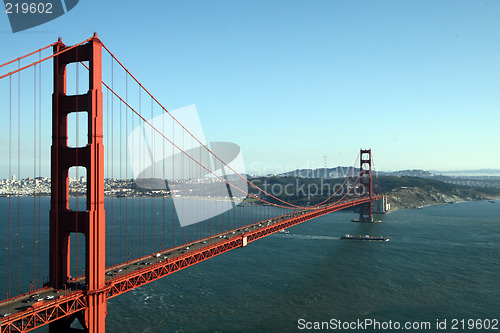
[{"left": 385, "top": 196, "right": 499, "bottom": 214}]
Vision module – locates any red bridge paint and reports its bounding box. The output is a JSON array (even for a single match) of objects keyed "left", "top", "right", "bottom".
[{"left": 49, "top": 34, "right": 106, "bottom": 332}]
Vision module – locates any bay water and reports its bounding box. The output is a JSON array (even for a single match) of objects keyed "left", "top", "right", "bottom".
[{"left": 1, "top": 199, "right": 499, "bottom": 332}]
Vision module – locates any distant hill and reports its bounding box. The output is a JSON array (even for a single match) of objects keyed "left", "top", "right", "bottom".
[
  {"left": 276, "top": 167, "right": 500, "bottom": 178},
  {"left": 274, "top": 167, "right": 500, "bottom": 189},
  {"left": 278, "top": 167, "right": 360, "bottom": 179},
  {"left": 279, "top": 167, "right": 437, "bottom": 179},
  {"left": 378, "top": 169, "right": 435, "bottom": 177},
  {"left": 377, "top": 176, "right": 500, "bottom": 210},
  {"left": 246, "top": 175, "right": 500, "bottom": 209},
  {"left": 430, "top": 169, "right": 500, "bottom": 176}
]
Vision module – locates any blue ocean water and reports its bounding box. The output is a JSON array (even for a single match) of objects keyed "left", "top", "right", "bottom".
[
  {"left": 104, "top": 200, "right": 500, "bottom": 333},
  {"left": 1, "top": 199, "right": 499, "bottom": 332}
]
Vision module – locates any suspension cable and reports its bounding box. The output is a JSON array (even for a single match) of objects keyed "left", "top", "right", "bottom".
[
  {"left": 0, "top": 37, "right": 93, "bottom": 80},
  {"left": 0, "top": 41, "right": 57, "bottom": 69}
]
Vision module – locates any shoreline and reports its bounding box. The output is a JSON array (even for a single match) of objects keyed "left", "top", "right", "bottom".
[{"left": 385, "top": 196, "right": 499, "bottom": 214}]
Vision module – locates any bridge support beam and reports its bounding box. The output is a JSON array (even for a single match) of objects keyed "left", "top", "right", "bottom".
[{"left": 49, "top": 35, "right": 106, "bottom": 333}]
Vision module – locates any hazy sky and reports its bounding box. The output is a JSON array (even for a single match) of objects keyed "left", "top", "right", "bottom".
[{"left": 1, "top": 1, "right": 499, "bottom": 174}]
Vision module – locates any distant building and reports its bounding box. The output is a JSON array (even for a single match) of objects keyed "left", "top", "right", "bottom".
[{"left": 373, "top": 195, "right": 390, "bottom": 213}]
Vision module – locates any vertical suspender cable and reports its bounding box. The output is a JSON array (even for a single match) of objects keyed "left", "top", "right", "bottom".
[
  {"left": 119, "top": 100, "right": 122, "bottom": 262},
  {"left": 142, "top": 92, "right": 146, "bottom": 254},
  {"left": 125, "top": 86, "right": 129, "bottom": 262},
  {"left": 17, "top": 60, "right": 21, "bottom": 294},
  {"left": 38, "top": 51, "right": 42, "bottom": 287},
  {"left": 139, "top": 86, "right": 142, "bottom": 256},
  {"left": 142, "top": 92, "right": 145, "bottom": 254},
  {"left": 111, "top": 60, "right": 114, "bottom": 266},
  {"left": 189, "top": 133, "right": 192, "bottom": 243},
  {"left": 33, "top": 64, "right": 37, "bottom": 287},
  {"left": 238, "top": 178, "right": 240, "bottom": 229},
  {"left": 139, "top": 87, "right": 143, "bottom": 256},
  {"left": 181, "top": 129, "right": 184, "bottom": 245},
  {"left": 120, "top": 73, "right": 126, "bottom": 261},
  {"left": 207, "top": 144, "right": 210, "bottom": 237},
  {"left": 8, "top": 75, "right": 12, "bottom": 300},
  {"left": 172, "top": 118, "right": 175, "bottom": 247},
  {"left": 206, "top": 145, "right": 209, "bottom": 237},
  {"left": 151, "top": 97, "right": 154, "bottom": 253},
  {"left": 199, "top": 142, "right": 202, "bottom": 238},
  {"left": 130, "top": 85, "right": 134, "bottom": 259},
  {"left": 137, "top": 84, "right": 141, "bottom": 256},
  {"left": 198, "top": 139, "right": 200, "bottom": 238},
  {"left": 162, "top": 101, "right": 165, "bottom": 251}
]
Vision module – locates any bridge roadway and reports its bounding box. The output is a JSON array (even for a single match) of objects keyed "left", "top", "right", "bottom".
[{"left": 0, "top": 195, "right": 382, "bottom": 333}]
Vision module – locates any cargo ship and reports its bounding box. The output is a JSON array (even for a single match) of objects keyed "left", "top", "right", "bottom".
[{"left": 340, "top": 234, "right": 389, "bottom": 242}]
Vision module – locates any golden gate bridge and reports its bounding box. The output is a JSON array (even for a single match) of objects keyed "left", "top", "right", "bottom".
[{"left": 0, "top": 34, "right": 384, "bottom": 332}]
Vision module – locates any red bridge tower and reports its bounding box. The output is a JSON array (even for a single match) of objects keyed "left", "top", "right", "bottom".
[
  {"left": 49, "top": 35, "right": 106, "bottom": 332},
  {"left": 358, "top": 149, "right": 374, "bottom": 222}
]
